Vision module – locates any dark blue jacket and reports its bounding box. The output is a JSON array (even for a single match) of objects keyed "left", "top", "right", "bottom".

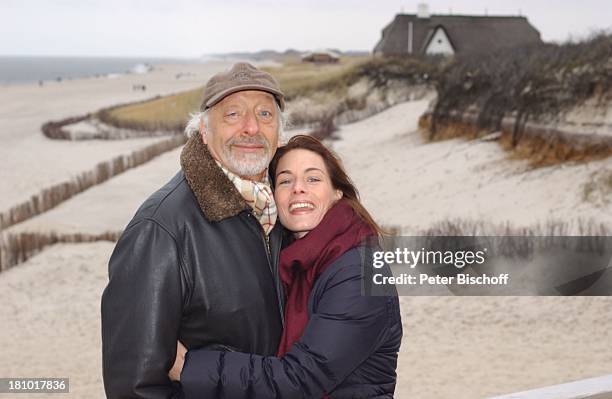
[{"left": 180, "top": 247, "right": 402, "bottom": 398}]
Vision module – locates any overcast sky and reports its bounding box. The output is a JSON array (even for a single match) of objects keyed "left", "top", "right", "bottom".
[{"left": 1, "top": 0, "right": 610, "bottom": 58}]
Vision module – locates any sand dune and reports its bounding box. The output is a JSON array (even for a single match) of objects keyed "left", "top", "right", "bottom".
[{"left": 330, "top": 100, "right": 612, "bottom": 232}]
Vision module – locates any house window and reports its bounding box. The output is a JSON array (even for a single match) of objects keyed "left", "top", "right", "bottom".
[{"left": 426, "top": 27, "right": 455, "bottom": 55}]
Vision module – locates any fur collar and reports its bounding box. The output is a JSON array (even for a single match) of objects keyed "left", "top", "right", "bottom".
[{"left": 180, "top": 134, "right": 249, "bottom": 222}]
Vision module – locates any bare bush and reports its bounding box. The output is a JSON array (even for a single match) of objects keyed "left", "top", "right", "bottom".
[
  {"left": 309, "top": 113, "right": 338, "bottom": 140},
  {"left": 429, "top": 32, "right": 612, "bottom": 144}
]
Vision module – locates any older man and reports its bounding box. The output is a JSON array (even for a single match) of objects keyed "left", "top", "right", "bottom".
[{"left": 101, "top": 63, "right": 286, "bottom": 399}]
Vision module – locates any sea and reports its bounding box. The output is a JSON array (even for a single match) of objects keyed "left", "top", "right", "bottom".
[{"left": 0, "top": 56, "right": 201, "bottom": 85}]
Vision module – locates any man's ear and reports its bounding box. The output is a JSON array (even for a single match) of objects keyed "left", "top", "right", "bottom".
[{"left": 199, "top": 118, "right": 207, "bottom": 144}]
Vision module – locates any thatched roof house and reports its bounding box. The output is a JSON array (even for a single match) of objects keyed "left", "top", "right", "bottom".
[
  {"left": 374, "top": 6, "right": 542, "bottom": 57},
  {"left": 301, "top": 50, "right": 340, "bottom": 63}
]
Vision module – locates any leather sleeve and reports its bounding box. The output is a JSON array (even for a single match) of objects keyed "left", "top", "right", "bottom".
[
  {"left": 101, "top": 219, "right": 184, "bottom": 399},
  {"left": 180, "top": 259, "right": 391, "bottom": 399}
]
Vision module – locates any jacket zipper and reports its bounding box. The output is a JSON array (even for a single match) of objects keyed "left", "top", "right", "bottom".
[{"left": 246, "top": 211, "right": 285, "bottom": 328}]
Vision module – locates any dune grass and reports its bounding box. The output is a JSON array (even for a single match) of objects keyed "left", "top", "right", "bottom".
[
  {"left": 98, "top": 88, "right": 203, "bottom": 131},
  {"left": 261, "top": 56, "right": 371, "bottom": 100},
  {"left": 99, "top": 56, "right": 372, "bottom": 131}
]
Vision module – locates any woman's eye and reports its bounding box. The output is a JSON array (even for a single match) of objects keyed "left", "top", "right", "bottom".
[
  {"left": 277, "top": 179, "right": 291, "bottom": 185},
  {"left": 307, "top": 176, "right": 321, "bottom": 183}
]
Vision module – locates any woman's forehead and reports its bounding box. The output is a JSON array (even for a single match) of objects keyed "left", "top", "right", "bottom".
[{"left": 277, "top": 149, "right": 327, "bottom": 173}]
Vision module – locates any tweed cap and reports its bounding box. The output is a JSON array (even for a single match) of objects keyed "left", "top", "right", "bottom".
[{"left": 200, "top": 62, "right": 285, "bottom": 111}]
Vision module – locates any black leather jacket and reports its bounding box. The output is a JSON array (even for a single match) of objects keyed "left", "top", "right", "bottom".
[{"left": 101, "top": 135, "right": 284, "bottom": 398}]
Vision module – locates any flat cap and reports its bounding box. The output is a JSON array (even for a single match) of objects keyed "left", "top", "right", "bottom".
[{"left": 200, "top": 62, "right": 285, "bottom": 111}]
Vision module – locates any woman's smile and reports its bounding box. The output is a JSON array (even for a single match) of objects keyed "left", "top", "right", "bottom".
[{"left": 288, "top": 201, "right": 316, "bottom": 213}]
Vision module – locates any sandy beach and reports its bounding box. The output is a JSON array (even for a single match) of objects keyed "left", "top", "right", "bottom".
[
  {"left": 0, "top": 61, "right": 231, "bottom": 214},
  {"left": 1, "top": 66, "right": 612, "bottom": 398}
]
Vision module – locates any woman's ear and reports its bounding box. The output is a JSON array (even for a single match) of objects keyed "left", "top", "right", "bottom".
[{"left": 334, "top": 189, "right": 343, "bottom": 201}]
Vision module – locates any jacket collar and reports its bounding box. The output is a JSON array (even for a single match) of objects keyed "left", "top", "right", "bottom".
[{"left": 180, "top": 134, "right": 249, "bottom": 222}]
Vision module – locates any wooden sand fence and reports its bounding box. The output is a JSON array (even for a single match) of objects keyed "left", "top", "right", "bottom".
[
  {"left": 0, "top": 134, "right": 187, "bottom": 271},
  {"left": 0, "top": 231, "right": 122, "bottom": 272},
  {"left": 0, "top": 135, "right": 186, "bottom": 232}
]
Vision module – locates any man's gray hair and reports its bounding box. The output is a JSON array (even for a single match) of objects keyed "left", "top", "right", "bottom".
[{"left": 184, "top": 102, "right": 288, "bottom": 141}]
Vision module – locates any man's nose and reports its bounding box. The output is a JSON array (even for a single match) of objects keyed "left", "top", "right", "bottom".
[{"left": 242, "top": 110, "right": 260, "bottom": 136}]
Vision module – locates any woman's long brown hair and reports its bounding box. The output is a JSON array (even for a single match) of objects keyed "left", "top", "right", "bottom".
[{"left": 269, "top": 135, "right": 384, "bottom": 236}]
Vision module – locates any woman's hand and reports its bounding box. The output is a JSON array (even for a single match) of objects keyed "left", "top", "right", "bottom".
[{"left": 169, "top": 341, "right": 187, "bottom": 381}]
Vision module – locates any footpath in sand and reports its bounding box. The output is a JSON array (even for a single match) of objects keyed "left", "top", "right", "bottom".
[{"left": 1, "top": 100, "right": 611, "bottom": 398}]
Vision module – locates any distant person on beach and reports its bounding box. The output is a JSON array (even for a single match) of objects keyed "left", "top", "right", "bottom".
[
  {"left": 169, "top": 135, "right": 402, "bottom": 398},
  {"left": 101, "top": 63, "right": 287, "bottom": 398}
]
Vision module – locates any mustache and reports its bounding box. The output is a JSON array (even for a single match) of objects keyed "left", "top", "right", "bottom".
[{"left": 228, "top": 135, "right": 269, "bottom": 147}]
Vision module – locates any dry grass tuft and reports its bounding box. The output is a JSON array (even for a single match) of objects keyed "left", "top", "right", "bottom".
[
  {"left": 309, "top": 113, "right": 338, "bottom": 140},
  {"left": 582, "top": 170, "right": 612, "bottom": 205},
  {"left": 262, "top": 56, "right": 371, "bottom": 100},
  {"left": 500, "top": 130, "right": 612, "bottom": 166},
  {"left": 420, "top": 112, "right": 612, "bottom": 167},
  {"left": 99, "top": 89, "right": 203, "bottom": 132},
  {"left": 419, "top": 113, "right": 490, "bottom": 142},
  {"left": 420, "top": 218, "right": 611, "bottom": 236}
]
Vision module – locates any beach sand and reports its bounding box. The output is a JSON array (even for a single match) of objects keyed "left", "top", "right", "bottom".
[
  {"left": 330, "top": 99, "right": 612, "bottom": 232},
  {"left": 0, "top": 61, "right": 231, "bottom": 213},
  {"left": 1, "top": 75, "right": 612, "bottom": 398},
  {"left": 2, "top": 244, "right": 611, "bottom": 399},
  {"left": 0, "top": 242, "right": 112, "bottom": 399}
]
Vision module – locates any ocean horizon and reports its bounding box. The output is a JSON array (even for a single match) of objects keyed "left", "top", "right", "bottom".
[{"left": 0, "top": 55, "right": 201, "bottom": 85}]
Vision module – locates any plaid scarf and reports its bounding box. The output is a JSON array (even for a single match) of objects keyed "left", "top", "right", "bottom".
[{"left": 215, "top": 161, "right": 277, "bottom": 235}]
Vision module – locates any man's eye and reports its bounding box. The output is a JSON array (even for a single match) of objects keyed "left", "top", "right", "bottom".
[
  {"left": 225, "top": 110, "right": 242, "bottom": 120},
  {"left": 259, "top": 110, "right": 272, "bottom": 118}
]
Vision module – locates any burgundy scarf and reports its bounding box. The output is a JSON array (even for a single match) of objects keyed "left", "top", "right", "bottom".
[{"left": 276, "top": 200, "right": 375, "bottom": 357}]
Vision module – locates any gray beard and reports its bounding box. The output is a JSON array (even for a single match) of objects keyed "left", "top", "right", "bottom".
[
  {"left": 222, "top": 135, "right": 272, "bottom": 178},
  {"left": 206, "top": 127, "right": 273, "bottom": 179},
  {"left": 223, "top": 147, "right": 270, "bottom": 178}
]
